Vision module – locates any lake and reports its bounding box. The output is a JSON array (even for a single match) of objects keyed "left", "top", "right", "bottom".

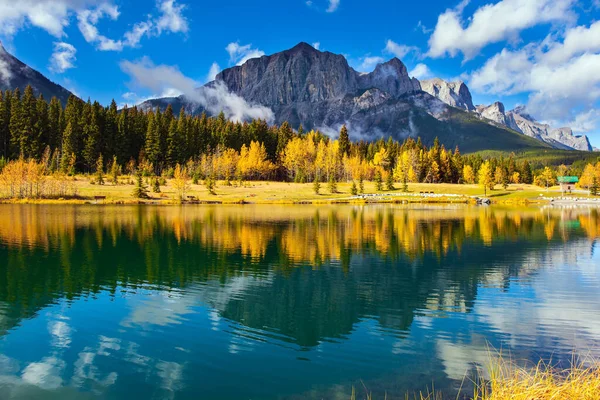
[{"left": 0, "top": 204, "right": 599, "bottom": 399}]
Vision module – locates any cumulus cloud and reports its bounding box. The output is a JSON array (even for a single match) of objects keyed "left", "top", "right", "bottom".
[
  {"left": 541, "top": 20, "right": 600, "bottom": 65},
  {"left": 384, "top": 40, "right": 419, "bottom": 59},
  {"left": 355, "top": 56, "right": 385, "bottom": 73},
  {"left": 327, "top": 0, "right": 340, "bottom": 12},
  {"left": 226, "top": 42, "right": 265, "bottom": 66},
  {"left": 155, "top": 0, "right": 189, "bottom": 34},
  {"left": 77, "top": 0, "right": 189, "bottom": 52},
  {"left": 206, "top": 62, "right": 220, "bottom": 82},
  {"left": 409, "top": 63, "right": 432, "bottom": 79},
  {"left": 312, "top": 42, "right": 321, "bottom": 50},
  {"left": 49, "top": 42, "right": 77, "bottom": 73},
  {"left": 120, "top": 57, "right": 274, "bottom": 123},
  {"left": 0, "top": 0, "right": 108, "bottom": 37},
  {"left": 468, "top": 37, "right": 600, "bottom": 132},
  {"left": 428, "top": 0, "right": 576, "bottom": 60}
]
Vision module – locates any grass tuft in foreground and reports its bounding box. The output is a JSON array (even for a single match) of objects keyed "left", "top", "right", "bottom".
[
  {"left": 351, "top": 355, "right": 600, "bottom": 400},
  {"left": 472, "top": 355, "right": 600, "bottom": 400}
]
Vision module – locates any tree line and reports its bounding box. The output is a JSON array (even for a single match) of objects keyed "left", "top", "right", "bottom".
[{"left": 0, "top": 85, "right": 587, "bottom": 190}]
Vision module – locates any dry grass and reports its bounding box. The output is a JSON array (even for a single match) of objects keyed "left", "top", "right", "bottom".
[
  {"left": 2, "top": 175, "right": 579, "bottom": 205},
  {"left": 350, "top": 354, "right": 600, "bottom": 400},
  {"left": 472, "top": 355, "right": 600, "bottom": 400}
]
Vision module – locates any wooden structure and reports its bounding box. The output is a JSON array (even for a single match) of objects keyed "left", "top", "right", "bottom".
[{"left": 557, "top": 176, "right": 578, "bottom": 193}]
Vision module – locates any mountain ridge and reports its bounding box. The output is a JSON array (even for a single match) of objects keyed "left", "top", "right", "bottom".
[
  {"left": 0, "top": 42, "right": 74, "bottom": 105},
  {"left": 141, "top": 43, "right": 552, "bottom": 153}
]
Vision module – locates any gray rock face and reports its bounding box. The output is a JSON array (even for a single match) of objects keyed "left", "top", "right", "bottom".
[
  {"left": 420, "top": 78, "right": 475, "bottom": 111},
  {"left": 141, "top": 42, "right": 552, "bottom": 152},
  {"left": 508, "top": 109, "right": 592, "bottom": 151},
  {"left": 0, "top": 42, "right": 73, "bottom": 104},
  {"left": 215, "top": 42, "right": 421, "bottom": 107},
  {"left": 476, "top": 102, "right": 521, "bottom": 132}
]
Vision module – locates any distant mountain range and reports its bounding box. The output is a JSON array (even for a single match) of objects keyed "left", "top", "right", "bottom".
[
  {"left": 0, "top": 42, "right": 73, "bottom": 105},
  {"left": 0, "top": 41, "right": 592, "bottom": 152}
]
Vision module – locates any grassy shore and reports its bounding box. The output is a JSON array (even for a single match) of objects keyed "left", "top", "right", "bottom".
[
  {"left": 353, "top": 357, "right": 600, "bottom": 400},
  {"left": 0, "top": 175, "right": 596, "bottom": 205}
]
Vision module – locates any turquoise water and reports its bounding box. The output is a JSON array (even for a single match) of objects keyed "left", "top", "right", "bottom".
[{"left": 0, "top": 204, "right": 599, "bottom": 399}]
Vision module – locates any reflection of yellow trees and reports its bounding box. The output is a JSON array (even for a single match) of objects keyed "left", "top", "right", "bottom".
[{"left": 0, "top": 205, "right": 598, "bottom": 264}]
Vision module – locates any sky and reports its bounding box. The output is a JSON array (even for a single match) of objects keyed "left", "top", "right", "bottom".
[{"left": 0, "top": 0, "right": 599, "bottom": 146}]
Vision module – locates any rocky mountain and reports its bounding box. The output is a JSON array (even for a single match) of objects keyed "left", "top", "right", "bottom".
[
  {"left": 0, "top": 42, "right": 73, "bottom": 104},
  {"left": 420, "top": 79, "right": 474, "bottom": 112},
  {"left": 422, "top": 77, "right": 593, "bottom": 152},
  {"left": 142, "top": 43, "right": 547, "bottom": 153}
]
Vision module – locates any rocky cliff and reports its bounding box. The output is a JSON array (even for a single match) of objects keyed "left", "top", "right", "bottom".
[
  {"left": 422, "top": 77, "right": 592, "bottom": 152},
  {"left": 420, "top": 79, "right": 474, "bottom": 111},
  {"left": 141, "top": 43, "right": 550, "bottom": 152},
  {"left": 0, "top": 42, "right": 73, "bottom": 104}
]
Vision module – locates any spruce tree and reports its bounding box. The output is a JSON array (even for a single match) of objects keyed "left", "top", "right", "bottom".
[
  {"left": 132, "top": 170, "right": 149, "bottom": 199},
  {"left": 145, "top": 112, "right": 160, "bottom": 170},
  {"left": 328, "top": 175, "right": 337, "bottom": 194},
  {"left": 375, "top": 171, "right": 383, "bottom": 191},
  {"left": 61, "top": 122, "right": 76, "bottom": 173},
  {"left": 95, "top": 154, "right": 104, "bottom": 185},
  {"left": 338, "top": 125, "right": 350, "bottom": 157},
  {"left": 152, "top": 176, "right": 161, "bottom": 193},
  {"left": 386, "top": 171, "right": 395, "bottom": 191},
  {"left": 166, "top": 118, "right": 182, "bottom": 167},
  {"left": 313, "top": 175, "right": 321, "bottom": 195},
  {"left": 0, "top": 90, "right": 10, "bottom": 158},
  {"left": 110, "top": 156, "right": 119, "bottom": 185},
  {"left": 359, "top": 175, "right": 364, "bottom": 194},
  {"left": 351, "top": 181, "right": 358, "bottom": 195}
]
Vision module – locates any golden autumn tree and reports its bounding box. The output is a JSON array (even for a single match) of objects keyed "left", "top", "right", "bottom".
[{"left": 172, "top": 164, "right": 190, "bottom": 201}]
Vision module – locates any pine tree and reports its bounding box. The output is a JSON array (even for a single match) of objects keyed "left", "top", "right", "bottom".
[
  {"left": 205, "top": 175, "right": 216, "bottom": 195},
  {"left": 313, "top": 174, "right": 321, "bottom": 195},
  {"left": 145, "top": 112, "right": 160, "bottom": 171},
  {"left": 95, "top": 154, "right": 104, "bottom": 185},
  {"left": 375, "top": 171, "right": 383, "bottom": 191},
  {"left": 132, "top": 170, "right": 149, "bottom": 199},
  {"left": 351, "top": 180, "right": 358, "bottom": 195},
  {"left": 153, "top": 175, "right": 161, "bottom": 193},
  {"left": 339, "top": 125, "right": 350, "bottom": 157},
  {"left": 521, "top": 160, "right": 533, "bottom": 184},
  {"left": 167, "top": 118, "right": 182, "bottom": 167},
  {"left": 110, "top": 156, "right": 119, "bottom": 185},
  {"left": 328, "top": 175, "right": 337, "bottom": 194},
  {"left": 359, "top": 175, "right": 364, "bottom": 193},
  {"left": 61, "top": 122, "right": 76, "bottom": 173},
  {"left": 386, "top": 171, "right": 395, "bottom": 191},
  {"left": 0, "top": 90, "right": 11, "bottom": 158}
]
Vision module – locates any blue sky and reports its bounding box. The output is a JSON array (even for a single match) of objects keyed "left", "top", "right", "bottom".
[{"left": 1, "top": 0, "right": 599, "bottom": 146}]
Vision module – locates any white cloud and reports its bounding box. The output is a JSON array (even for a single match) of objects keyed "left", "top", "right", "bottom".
[
  {"left": 207, "top": 62, "right": 220, "bottom": 82},
  {"left": 428, "top": 0, "right": 576, "bottom": 60},
  {"left": 384, "top": 40, "right": 419, "bottom": 59},
  {"left": 155, "top": 0, "right": 189, "bottom": 34},
  {"left": 0, "top": 0, "right": 108, "bottom": 37},
  {"left": 312, "top": 42, "right": 321, "bottom": 50},
  {"left": 416, "top": 20, "right": 432, "bottom": 34},
  {"left": 327, "top": 0, "right": 340, "bottom": 12},
  {"left": 76, "top": 0, "right": 188, "bottom": 52},
  {"left": 49, "top": 41, "right": 77, "bottom": 73},
  {"left": 468, "top": 36, "right": 600, "bottom": 133},
  {"left": 541, "top": 20, "right": 600, "bottom": 65},
  {"left": 409, "top": 63, "right": 432, "bottom": 79},
  {"left": 226, "top": 42, "right": 265, "bottom": 66},
  {"left": 356, "top": 56, "right": 385, "bottom": 73},
  {"left": 0, "top": 43, "right": 12, "bottom": 84},
  {"left": 120, "top": 57, "right": 274, "bottom": 123}
]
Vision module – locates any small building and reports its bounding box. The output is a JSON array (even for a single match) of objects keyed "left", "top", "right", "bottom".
[{"left": 557, "top": 176, "right": 578, "bottom": 193}]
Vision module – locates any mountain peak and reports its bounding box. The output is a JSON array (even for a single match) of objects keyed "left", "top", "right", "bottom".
[
  {"left": 420, "top": 78, "right": 475, "bottom": 111},
  {"left": 289, "top": 42, "right": 319, "bottom": 53}
]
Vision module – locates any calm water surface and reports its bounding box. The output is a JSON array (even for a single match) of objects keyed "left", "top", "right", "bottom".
[{"left": 0, "top": 204, "right": 599, "bottom": 399}]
